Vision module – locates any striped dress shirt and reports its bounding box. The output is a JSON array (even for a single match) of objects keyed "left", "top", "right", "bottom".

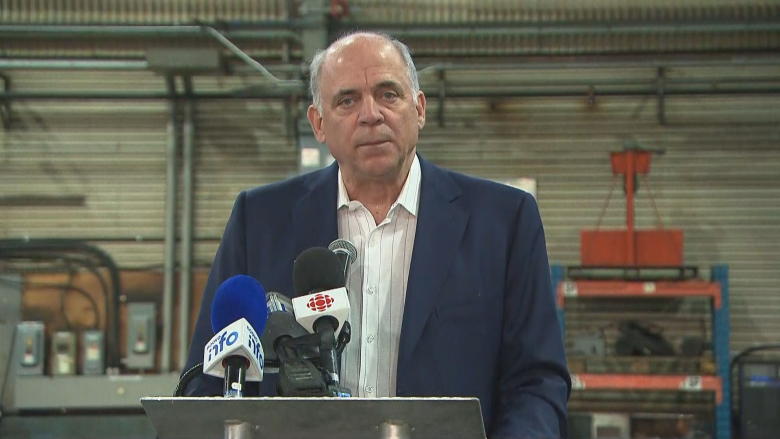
[{"left": 336, "top": 154, "right": 421, "bottom": 397}]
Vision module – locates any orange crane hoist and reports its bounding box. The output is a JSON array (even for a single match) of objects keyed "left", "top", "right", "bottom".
[{"left": 580, "top": 142, "right": 683, "bottom": 267}]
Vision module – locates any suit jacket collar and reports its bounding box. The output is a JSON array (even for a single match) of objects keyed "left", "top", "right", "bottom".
[
  {"left": 292, "top": 161, "right": 340, "bottom": 264},
  {"left": 398, "top": 156, "right": 469, "bottom": 379}
]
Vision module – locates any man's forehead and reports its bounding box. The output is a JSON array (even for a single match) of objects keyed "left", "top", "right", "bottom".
[
  {"left": 325, "top": 37, "right": 403, "bottom": 70},
  {"left": 321, "top": 42, "right": 407, "bottom": 89},
  {"left": 330, "top": 34, "right": 395, "bottom": 57}
]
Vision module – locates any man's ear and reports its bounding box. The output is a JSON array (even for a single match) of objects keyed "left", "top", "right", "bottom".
[
  {"left": 415, "top": 91, "right": 426, "bottom": 129},
  {"left": 307, "top": 105, "right": 326, "bottom": 143}
]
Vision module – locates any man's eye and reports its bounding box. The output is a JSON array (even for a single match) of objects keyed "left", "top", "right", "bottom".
[
  {"left": 383, "top": 92, "right": 398, "bottom": 99},
  {"left": 340, "top": 98, "right": 354, "bottom": 106}
]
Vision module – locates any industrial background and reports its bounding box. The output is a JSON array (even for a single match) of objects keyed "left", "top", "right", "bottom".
[{"left": 0, "top": 1, "right": 779, "bottom": 438}]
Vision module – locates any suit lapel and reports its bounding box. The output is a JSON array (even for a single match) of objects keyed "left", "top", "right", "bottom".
[
  {"left": 292, "top": 163, "right": 340, "bottom": 273},
  {"left": 397, "top": 156, "right": 469, "bottom": 377}
]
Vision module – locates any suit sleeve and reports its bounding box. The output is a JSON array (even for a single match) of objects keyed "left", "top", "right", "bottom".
[
  {"left": 490, "top": 192, "right": 572, "bottom": 439},
  {"left": 180, "top": 191, "right": 253, "bottom": 397}
]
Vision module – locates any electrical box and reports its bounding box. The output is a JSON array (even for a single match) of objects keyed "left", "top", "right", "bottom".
[
  {"left": 592, "top": 413, "right": 630, "bottom": 439},
  {"left": 739, "top": 360, "right": 780, "bottom": 439},
  {"left": 81, "top": 330, "right": 104, "bottom": 375},
  {"left": 51, "top": 331, "right": 77, "bottom": 376},
  {"left": 16, "top": 322, "right": 45, "bottom": 376},
  {"left": 126, "top": 303, "right": 156, "bottom": 370}
]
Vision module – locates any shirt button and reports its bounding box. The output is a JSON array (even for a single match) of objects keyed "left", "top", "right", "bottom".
[
  {"left": 365, "top": 385, "right": 374, "bottom": 394},
  {"left": 367, "top": 334, "right": 375, "bottom": 343},
  {"left": 370, "top": 235, "right": 379, "bottom": 247},
  {"left": 368, "top": 285, "right": 376, "bottom": 294}
]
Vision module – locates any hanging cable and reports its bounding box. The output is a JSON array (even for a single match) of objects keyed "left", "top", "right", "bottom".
[
  {"left": 0, "top": 239, "right": 122, "bottom": 368},
  {"left": 196, "top": 21, "right": 300, "bottom": 87}
]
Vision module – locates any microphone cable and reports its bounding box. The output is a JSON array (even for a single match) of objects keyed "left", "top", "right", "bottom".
[{"left": 173, "top": 362, "right": 204, "bottom": 397}]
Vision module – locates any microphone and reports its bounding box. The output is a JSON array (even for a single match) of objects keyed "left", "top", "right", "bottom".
[
  {"left": 328, "top": 238, "right": 357, "bottom": 281},
  {"left": 203, "top": 275, "right": 268, "bottom": 398},
  {"left": 260, "top": 292, "right": 311, "bottom": 367},
  {"left": 291, "top": 248, "right": 351, "bottom": 393}
]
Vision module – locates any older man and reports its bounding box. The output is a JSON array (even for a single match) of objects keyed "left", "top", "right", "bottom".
[{"left": 183, "top": 32, "right": 571, "bottom": 438}]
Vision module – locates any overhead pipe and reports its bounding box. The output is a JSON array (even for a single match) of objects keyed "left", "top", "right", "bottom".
[
  {"left": 416, "top": 57, "right": 780, "bottom": 72},
  {"left": 3, "top": 85, "right": 780, "bottom": 102},
  {"left": 0, "top": 59, "right": 306, "bottom": 77},
  {"left": 0, "top": 59, "right": 149, "bottom": 70},
  {"left": 419, "top": 77, "right": 780, "bottom": 88},
  {"left": 178, "top": 79, "right": 195, "bottom": 371},
  {"left": 0, "top": 25, "right": 300, "bottom": 41},
  {"left": 2, "top": 236, "right": 224, "bottom": 243},
  {"left": 161, "top": 75, "right": 178, "bottom": 373},
  {"left": 0, "top": 87, "right": 306, "bottom": 100},
  {"left": 357, "top": 21, "right": 780, "bottom": 38},
  {"left": 4, "top": 57, "right": 779, "bottom": 74}
]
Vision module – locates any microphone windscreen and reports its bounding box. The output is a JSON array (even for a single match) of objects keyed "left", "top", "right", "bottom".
[
  {"left": 328, "top": 238, "right": 357, "bottom": 264},
  {"left": 293, "top": 247, "right": 346, "bottom": 295},
  {"left": 211, "top": 275, "right": 268, "bottom": 335}
]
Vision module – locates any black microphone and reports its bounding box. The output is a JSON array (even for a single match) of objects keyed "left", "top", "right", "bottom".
[
  {"left": 261, "top": 292, "right": 312, "bottom": 367},
  {"left": 328, "top": 239, "right": 357, "bottom": 281},
  {"left": 292, "top": 247, "right": 351, "bottom": 396}
]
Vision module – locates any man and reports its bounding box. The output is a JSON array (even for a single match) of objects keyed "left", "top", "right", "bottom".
[{"left": 183, "top": 32, "right": 571, "bottom": 438}]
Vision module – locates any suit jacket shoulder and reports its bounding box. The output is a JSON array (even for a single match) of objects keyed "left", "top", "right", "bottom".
[{"left": 433, "top": 164, "right": 539, "bottom": 230}]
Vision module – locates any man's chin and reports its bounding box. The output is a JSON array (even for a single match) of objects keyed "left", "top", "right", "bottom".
[{"left": 356, "top": 160, "right": 402, "bottom": 180}]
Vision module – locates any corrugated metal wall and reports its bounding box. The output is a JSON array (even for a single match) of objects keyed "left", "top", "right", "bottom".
[
  {"left": 2, "top": 0, "right": 775, "bottom": 23},
  {"left": 2, "top": 66, "right": 778, "bottom": 354},
  {"left": 0, "top": 71, "right": 170, "bottom": 266},
  {"left": 338, "top": 0, "right": 780, "bottom": 56},
  {"left": 190, "top": 93, "right": 299, "bottom": 265},
  {"left": 2, "top": 0, "right": 778, "bottom": 58},
  {"left": 1, "top": 0, "right": 778, "bottom": 359},
  {"left": 416, "top": 87, "right": 780, "bottom": 355},
  {"left": 347, "top": 0, "right": 778, "bottom": 22},
  {"left": 0, "top": 71, "right": 301, "bottom": 267},
  {"left": 0, "top": 0, "right": 289, "bottom": 23}
]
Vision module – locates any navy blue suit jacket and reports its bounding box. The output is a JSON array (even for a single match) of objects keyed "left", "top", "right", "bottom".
[{"left": 183, "top": 155, "right": 571, "bottom": 438}]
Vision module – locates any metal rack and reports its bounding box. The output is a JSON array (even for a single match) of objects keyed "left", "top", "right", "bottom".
[{"left": 553, "top": 264, "right": 731, "bottom": 439}]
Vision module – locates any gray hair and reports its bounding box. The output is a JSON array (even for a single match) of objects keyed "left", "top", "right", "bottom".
[{"left": 309, "top": 31, "right": 420, "bottom": 114}]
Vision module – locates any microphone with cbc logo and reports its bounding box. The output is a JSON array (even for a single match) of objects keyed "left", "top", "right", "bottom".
[{"left": 291, "top": 247, "right": 351, "bottom": 393}]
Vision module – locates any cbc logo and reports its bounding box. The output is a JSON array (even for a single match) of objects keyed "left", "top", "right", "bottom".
[{"left": 307, "top": 293, "right": 334, "bottom": 312}]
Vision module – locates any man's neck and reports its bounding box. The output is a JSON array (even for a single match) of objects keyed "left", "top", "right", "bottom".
[
  {"left": 341, "top": 155, "right": 415, "bottom": 222},
  {"left": 342, "top": 171, "right": 407, "bottom": 210}
]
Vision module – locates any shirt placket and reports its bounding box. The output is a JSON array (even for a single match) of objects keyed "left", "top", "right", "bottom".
[{"left": 362, "top": 211, "right": 395, "bottom": 397}]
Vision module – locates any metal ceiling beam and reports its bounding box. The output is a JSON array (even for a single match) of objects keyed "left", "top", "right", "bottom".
[
  {"left": 0, "top": 25, "right": 300, "bottom": 41},
  {"left": 2, "top": 57, "right": 779, "bottom": 73},
  {"left": 0, "top": 59, "right": 150, "bottom": 70},
  {"left": 356, "top": 21, "right": 780, "bottom": 38},
  {"left": 417, "top": 57, "right": 780, "bottom": 71},
  {"left": 3, "top": 86, "right": 780, "bottom": 101}
]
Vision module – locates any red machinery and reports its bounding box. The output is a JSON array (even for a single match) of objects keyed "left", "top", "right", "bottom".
[
  {"left": 581, "top": 142, "right": 684, "bottom": 267},
  {"left": 560, "top": 142, "right": 732, "bottom": 439}
]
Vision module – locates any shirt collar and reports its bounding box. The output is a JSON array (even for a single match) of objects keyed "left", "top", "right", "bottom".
[{"left": 337, "top": 154, "right": 421, "bottom": 216}]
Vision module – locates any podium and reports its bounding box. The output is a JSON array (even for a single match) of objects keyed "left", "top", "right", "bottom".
[{"left": 141, "top": 397, "right": 486, "bottom": 439}]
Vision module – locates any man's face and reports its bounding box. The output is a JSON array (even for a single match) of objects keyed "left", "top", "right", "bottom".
[{"left": 307, "top": 36, "right": 426, "bottom": 182}]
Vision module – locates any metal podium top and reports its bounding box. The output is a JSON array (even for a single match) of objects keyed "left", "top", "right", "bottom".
[{"left": 141, "top": 396, "right": 486, "bottom": 439}]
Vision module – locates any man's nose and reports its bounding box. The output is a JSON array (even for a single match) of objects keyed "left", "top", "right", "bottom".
[{"left": 358, "top": 97, "right": 383, "bottom": 125}]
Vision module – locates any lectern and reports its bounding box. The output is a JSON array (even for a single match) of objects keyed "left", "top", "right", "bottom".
[{"left": 141, "top": 397, "right": 486, "bottom": 439}]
